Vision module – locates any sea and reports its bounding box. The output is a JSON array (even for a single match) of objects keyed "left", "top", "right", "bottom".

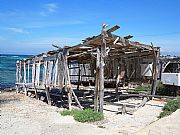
[{"left": 0, "top": 54, "right": 31, "bottom": 90}]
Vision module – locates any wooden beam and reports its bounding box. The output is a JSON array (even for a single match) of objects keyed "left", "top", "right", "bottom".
[{"left": 107, "top": 25, "right": 120, "bottom": 33}]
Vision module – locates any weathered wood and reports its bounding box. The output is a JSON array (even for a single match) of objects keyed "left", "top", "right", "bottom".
[
  {"left": 151, "top": 43, "right": 160, "bottom": 96},
  {"left": 32, "top": 60, "right": 38, "bottom": 99},
  {"left": 77, "top": 62, "right": 81, "bottom": 90},
  {"left": 16, "top": 61, "right": 19, "bottom": 93},
  {"left": 44, "top": 60, "right": 51, "bottom": 105},
  {"left": 116, "top": 66, "right": 120, "bottom": 97},
  {"left": 27, "top": 60, "right": 30, "bottom": 83},
  {"left": 99, "top": 24, "right": 108, "bottom": 112},
  {"left": 94, "top": 48, "right": 100, "bottom": 111},
  {"left": 53, "top": 56, "right": 58, "bottom": 86},
  {"left": 118, "top": 94, "right": 176, "bottom": 99},
  {"left": 72, "top": 90, "right": 83, "bottom": 110},
  {"left": 45, "top": 86, "right": 51, "bottom": 105},
  {"left": 23, "top": 61, "right": 27, "bottom": 96},
  {"left": 63, "top": 50, "right": 72, "bottom": 110}
]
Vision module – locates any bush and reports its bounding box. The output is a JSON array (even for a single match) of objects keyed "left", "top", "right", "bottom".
[
  {"left": 159, "top": 97, "right": 180, "bottom": 118},
  {"left": 60, "top": 109, "right": 104, "bottom": 122},
  {"left": 61, "top": 109, "right": 79, "bottom": 116},
  {"left": 74, "top": 109, "right": 104, "bottom": 122},
  {"left": 156, "top": 82, "right": 169, "bottom": 95}
]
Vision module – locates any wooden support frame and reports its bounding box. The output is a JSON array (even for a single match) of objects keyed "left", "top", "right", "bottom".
[{"left": 15, "top": 24, "right": 160, "bottom": 111}]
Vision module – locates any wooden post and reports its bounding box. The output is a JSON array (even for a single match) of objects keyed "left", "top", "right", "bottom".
[
  {"left": 44, "top": 60, "right": 51, "bottom": 105},
  {"left": 94, "top": 48, "right": 100, "bottom": 111},
  {"left": 151, "top": 44, "right": 160, "bottom": 96},
  {"left": 99, "top": 24, "right": 108, "bottom": 112},
  {"left": 23, "top": 61, "right": 27, "bottom": 96},
  {"left": 27, "top": 60, "right": 30, "bottom": 84},
  {"left": 63, "top": 49, "right": 72, "bottom": 110},
  {"left": 77, "top": 61, "right": 81, "bottom": 90},
  {"left": 16, "top": 61, "right": 19, "bottom": 93},
  {"left": 19, "top": 61, "right": 22, "bottom": 86},
  {"left": 35, "top": 61, "right": 41, "bottom": 87},
  {"left": 32, "top": 60, "right": 38, "bottom": 99},
  {"left": 53, "top": 56, "right": 58, "bottom": 86},
  {"left": 57, "top": 53, "right": 64, "bottom": 89}
]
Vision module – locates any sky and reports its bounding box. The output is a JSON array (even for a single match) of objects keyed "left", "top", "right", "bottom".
[{"left": 0, "top": 0, "right": 180, "bottom": 55}]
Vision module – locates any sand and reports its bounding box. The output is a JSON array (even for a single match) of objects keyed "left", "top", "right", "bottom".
[{"left": 1, "top": 90, "right": 179, "bottom": 135}]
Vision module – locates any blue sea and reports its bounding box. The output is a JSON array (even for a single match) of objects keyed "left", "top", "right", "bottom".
[{"left": 0, "top": 54, "right": 31, "bottom": 90}]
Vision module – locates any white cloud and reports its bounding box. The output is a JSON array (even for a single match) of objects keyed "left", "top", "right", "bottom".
[
  {"left": 40, "top": 3, "right": 58, "bottom": 16},
  {"left": 7, "top": 27, "right": 28, "bottom": 34},
  {"left": 161, "top": 49, "right": 173, "bottom": 53}
]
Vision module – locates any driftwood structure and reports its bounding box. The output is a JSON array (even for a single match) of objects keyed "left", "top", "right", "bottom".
[{"left": 16, "top": 24, "right": 160, "bottom": 112}]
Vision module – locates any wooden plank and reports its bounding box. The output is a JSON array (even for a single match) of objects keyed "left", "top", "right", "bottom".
[{"left": 107, "top": 25, "right": 120, "bottom": 33}]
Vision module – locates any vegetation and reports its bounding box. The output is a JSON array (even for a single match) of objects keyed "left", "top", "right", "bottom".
[
  {"left": 61, "top": 109, "right": 104, "bottom": 123},
  {"left": 129, "top": 81, "right": 172, "bottom": 96},
  {"left": 156, "top": 82, "right": 169, "bottom": 95},
  {"left": 128, "top": 84, "right": 151, "bottom": 93},
  {"left": 159, "top": 97, "right": 180, "bottom": 118}
]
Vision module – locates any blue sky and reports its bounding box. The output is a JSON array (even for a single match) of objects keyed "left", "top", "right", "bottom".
[{"left": 0, "top": 0, "right": 180, "bottom": 55}]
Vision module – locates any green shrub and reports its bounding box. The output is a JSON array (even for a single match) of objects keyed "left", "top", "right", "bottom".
[
  {"left": 129, "top": 84, "right": 151, "bottom": 92},
  {"left": 156, "top": 82, "right": 169, "bottom": 95},
  {"left": 159, "top": 97, "right": 180, "bottom": 118},
  {"left": 74, "top": 109, "right": 104, "bottom": 122},
  {"left": 60, "top": 109, "right": 104, "bottom": 122},
  {"left": 61, "top": 109, "right": 79, "bottom": 116}
]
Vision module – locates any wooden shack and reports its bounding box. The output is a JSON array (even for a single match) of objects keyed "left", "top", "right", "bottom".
[{"left": 16, "top": 24, "right": 160, "bottom": 112}]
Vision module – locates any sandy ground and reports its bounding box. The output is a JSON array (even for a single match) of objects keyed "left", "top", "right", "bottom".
[
  {"left": 134, "top": 109, "right": 180, "bottom": 135},
  {"left": 1, "top": 90, "right": 178, "bottom": 135}
]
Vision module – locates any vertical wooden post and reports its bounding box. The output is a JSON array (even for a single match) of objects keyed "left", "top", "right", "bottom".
[
  {"left": 23, "top": 61, "right": 27, "bottom": 96},
  {"left": 77, "top": 61, "right": 81, "bottom": 90},
  {"left": 57, "top": 53, "right": 64, "bottom": 89},
  {"left": 94, "top": 48, "right": 100, "bottom": 111},
  {"left": 44, "top": 60, "right": 51, "bottom": 105},
  {"left": 116, "top": 66, "right": 120, "bottom": 97},
  {"left": 99, "top": 24, "right": 108, "bottom": 112},
  {"left": 63, "top": 49, "right": 72, "bottom": 110},
  {"left": 151, "top": 44, "right": 160, "bottom": 96},
  {"left": 27, "top": 60, "right": 30, "bottom": 84},
  {"left": 16, "top": 61, "right": 19, "bottom": 93},
  {"left": 19, "top": 61, "right": 22, "bottom": 86},
  {"left": 32, "top": 60, "right": 38, "bottom": 99},
  {"left": 52, "top": 55, "right": 58, "bottom": 87}
]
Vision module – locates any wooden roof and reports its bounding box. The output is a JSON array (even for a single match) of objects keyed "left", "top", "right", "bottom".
[{"left": 19, "top": 25, "right": 159, "bottom": 62}]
